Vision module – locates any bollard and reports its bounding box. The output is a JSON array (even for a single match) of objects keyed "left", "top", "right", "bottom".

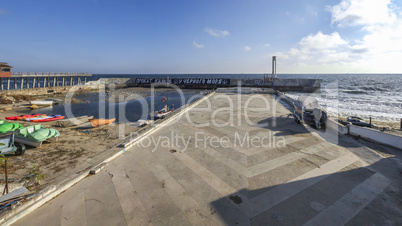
[{"left": 400, "top": 118, "right": 402, "bottom": 131}]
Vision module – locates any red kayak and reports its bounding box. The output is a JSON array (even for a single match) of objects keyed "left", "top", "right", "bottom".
[
  {"left": 6, "top": 114, "right": 47, "bottom": 120},
  {"left": 29, "top": 115, "right": 65, "bottom": 122}
]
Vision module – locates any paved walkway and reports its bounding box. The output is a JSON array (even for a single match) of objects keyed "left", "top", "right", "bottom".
[{"left": 13, "top": 93, "right": 402, "bottom": 225}]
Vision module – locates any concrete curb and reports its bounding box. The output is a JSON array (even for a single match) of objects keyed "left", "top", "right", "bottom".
[
  {"left": 2, "top": 172, "right": 88, "bottom": 226},
  {"left": 1, "top": 91, "right": 215, "bottom": 225},
  {"left": 348, "top": 124, "right": 402, "bottom": 150}
]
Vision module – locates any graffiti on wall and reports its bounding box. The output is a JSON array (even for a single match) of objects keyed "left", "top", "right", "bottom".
[{"left": 135, "top": 78, "right": 230, "bottom": 85}]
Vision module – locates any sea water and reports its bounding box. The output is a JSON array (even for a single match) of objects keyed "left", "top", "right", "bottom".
[
  {"left": 10, "top": 73, "right": 402, "bottom": 122},
  {"left": 91, "top": 74, "right": 402, "bottom": 121},
  {"left": 29, "top": 89, "right": 203, "bottom": 123},
  {"left": 279, "top": 74, "right": 402, "bottom": 121}
]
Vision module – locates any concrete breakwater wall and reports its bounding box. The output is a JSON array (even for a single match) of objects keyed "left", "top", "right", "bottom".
[
  {"left": 0, "top": 77, "right": 322, "bottom": 96},
  {"left": 93, "top": 77, "right": 322, "bottom": 92}
]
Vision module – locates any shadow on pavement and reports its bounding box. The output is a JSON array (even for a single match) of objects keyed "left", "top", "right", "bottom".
[
  {"left": 210, "top": 158, "right": 402, "bottom": 225},
  {"left": 254, "top": 115, "right": 311, "bottom": 137}
]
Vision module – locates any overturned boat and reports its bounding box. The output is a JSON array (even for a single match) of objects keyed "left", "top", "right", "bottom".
[
  {"left": 89, "top": 118, "right": 116, "bottom": 127},
  {"left": 293, "top": 96, "right": 328, "bottom": 129}
]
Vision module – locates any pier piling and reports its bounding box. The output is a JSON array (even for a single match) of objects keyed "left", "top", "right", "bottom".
[{"left": 0, "top": 72, "right": 91, "bottom": 92}]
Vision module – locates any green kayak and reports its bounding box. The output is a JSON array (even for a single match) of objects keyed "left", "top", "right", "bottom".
[
  {"left": 16, "top": 124, "right": 60, "bottom": 142},
  {"left": 0, "top": 120, "right": 24, "bottom": 134}
]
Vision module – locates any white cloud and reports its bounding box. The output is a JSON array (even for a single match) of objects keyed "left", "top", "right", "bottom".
[
  {"left": 193, "top": 41, "right": 204, "bottom": 49},
  {"left": 275, "top": 0, "right": 402, "bottom": 73},
  {"left": 328, "top": 0, "right": 396, "bottom": 28},
  {"left": 204, "top": 28, "right": 229, "bottom": 37},
  {"left": 264, "top": 43, "right": 271, "bottom": 48},
  {"left": 244, "top": 46, "right": 251, "bottom": 51},
  {"left": 352, "top": 19, "right": 402, "bottom": 71},
  {"left": 275, "top": 31, "right": 351, "bottom": 71},
  {"left": 299, "top": 31, "right": 348, "bottom": 50}
]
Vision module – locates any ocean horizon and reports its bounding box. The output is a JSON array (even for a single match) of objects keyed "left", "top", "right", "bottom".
[{"left": 3, "top": 73, "right": 401, "bottom": 122}]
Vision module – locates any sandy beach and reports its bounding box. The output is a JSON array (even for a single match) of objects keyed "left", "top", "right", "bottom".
[
  {"left": 0, "top": 87, "right": 155, "bottom": 191},
  {"left": 0, "top": 108, "right": 140, "bottom": 191}
]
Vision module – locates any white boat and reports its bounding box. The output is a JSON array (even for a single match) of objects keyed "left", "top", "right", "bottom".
[
  {"left": 150, "top": 106, "right": 174, "bottom": 119},
  {"left": 137, "top": 119, "right": 154, "bottom": 127},
  {"left": 156, "top": 108, "right": 174, "bottom": 118},
  {"left": 30, "top": 100, "right": 53, "bottom": 106},
  {"left": 45, "top": 98, "right": 62, "bottom": 102}
]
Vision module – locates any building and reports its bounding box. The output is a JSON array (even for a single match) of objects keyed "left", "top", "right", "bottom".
[{"left": 0, "top": 63, "right": 12, "bottom": 77}]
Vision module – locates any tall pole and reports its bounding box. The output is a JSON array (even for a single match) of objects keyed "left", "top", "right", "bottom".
[
  {"left": 272, "top": 56, "right": 277, "bottom": 79},
  {"left": 272, "top": 56, "right": 277, "bottom": 90}
]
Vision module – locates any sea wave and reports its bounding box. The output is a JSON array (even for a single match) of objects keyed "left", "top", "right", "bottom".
[{"left": 342, "top": 90, "right": 368, "bottom": 94}]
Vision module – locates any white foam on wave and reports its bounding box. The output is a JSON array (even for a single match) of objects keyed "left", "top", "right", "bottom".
[{"left": 287, "top": 92, "right": 402, "bottom": 122}]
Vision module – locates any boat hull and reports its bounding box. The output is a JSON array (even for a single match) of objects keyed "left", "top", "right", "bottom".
[
  {"left": 29, "top": 100, "right": 53, "bottom": 106},
  {"left": 5, "top": 114, "right": 47, "bottom": 121},
  {"left": 14, "top": 136, "right": 42, "bottom": 147},
  {"left": 28, "top": 116, "right": 65, "bottom": 122},
  {"left": 56, "top": 115, "right": 94, "bottom": 127},
  {"left": 89, "top": 118, "right": 116, "bottom": 127}
]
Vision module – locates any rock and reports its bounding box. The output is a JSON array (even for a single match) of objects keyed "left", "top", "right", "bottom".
[{"left": 0, "top": 95, "right": 15, "bottom": 104}]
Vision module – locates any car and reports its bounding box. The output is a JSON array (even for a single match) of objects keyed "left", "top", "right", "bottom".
[{"left": 347, "top": 116, "right": 375, "bottom": 127}]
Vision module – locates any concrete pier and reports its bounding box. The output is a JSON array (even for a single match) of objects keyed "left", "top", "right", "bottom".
[
  {"left": 0, "top": 72, "right": 91, "bottom": 91},
  {"left": 11, "top": 92, "right": 402, "bottom": 225}
]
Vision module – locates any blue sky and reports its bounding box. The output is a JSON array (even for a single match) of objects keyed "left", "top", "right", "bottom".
[{"left": 1, "top": 0, "right": 401, "bottom": 73}]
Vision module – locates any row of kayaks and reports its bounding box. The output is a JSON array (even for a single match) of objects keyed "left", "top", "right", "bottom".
[
  {"left": 0, "top": 120, "right": 60, "bottom": 147},
  {"left": 6, "top": 114, "right": 66, "bottom": 122},
  {"left": 6, "top": 114, "right": 116, "bottom": 127}
]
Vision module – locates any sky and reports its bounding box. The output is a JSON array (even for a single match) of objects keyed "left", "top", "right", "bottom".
[{"left": 1, "top": 0, "right": 402, "bottom": 74}]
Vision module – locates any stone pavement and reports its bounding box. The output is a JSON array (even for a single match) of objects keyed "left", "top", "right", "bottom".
[{"left": 13, "top": 93, "right": 402, "bottom": 225}]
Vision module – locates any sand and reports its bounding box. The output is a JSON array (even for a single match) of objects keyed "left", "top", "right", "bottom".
[{"left": 0, "top": 88, "right": 153, "bottom": 192}]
